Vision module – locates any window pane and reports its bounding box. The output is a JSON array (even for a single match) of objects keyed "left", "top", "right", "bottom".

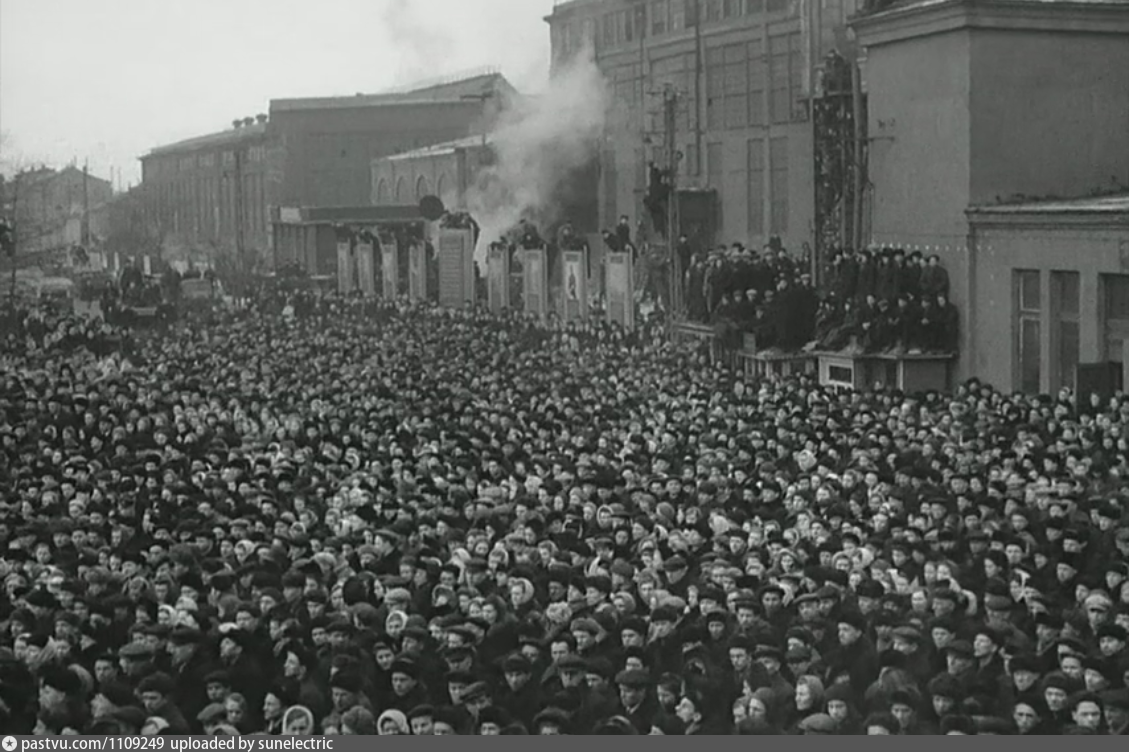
[
  {"left": 1059, "top": 320, "right": 1079, "bottom": 391},
  {"left": 1020, "top": 317, "right": 1041, "bottom": 393},
  {"left": 748, "top": 139, "right": 764, "bottom": 237},
  {"left": 1105, "top": 275, "right": 1129, "bottom": 320},
  {"left": 1019, "top": 270, "right": 1040, "bottom": 311},
  {"left": 1053, "top": 271, "right": 1079, "bottom": 316}
]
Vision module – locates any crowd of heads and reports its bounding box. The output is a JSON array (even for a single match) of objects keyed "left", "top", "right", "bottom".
[
  {"left": 688, "top": 245, "right": 958, "bottom": 357},
  {"left": 1, "top": 288, "right": 1128, "bottom": 736}
]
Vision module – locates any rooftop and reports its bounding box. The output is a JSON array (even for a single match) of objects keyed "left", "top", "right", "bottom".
[
  {"left": 968, "top": 194, "right": 1129, "bottom": 215},
  {"left": 270, "top": 71, "right": 515, "bottom": 113},
  {"left": 144, "top": 122, "right": 267, "bottom": 160},
  {"left": 383, "top": 134, "right": 493, "bottom": 163}
]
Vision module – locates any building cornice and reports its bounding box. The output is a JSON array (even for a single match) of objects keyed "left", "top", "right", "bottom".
[{"left": 852, "top": 0, "right": 1129, "bottom": 48}]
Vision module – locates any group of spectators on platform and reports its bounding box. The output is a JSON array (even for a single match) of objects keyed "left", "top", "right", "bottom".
[
  {"left": 685, "top": 245, "right": 959, "bottom": 357},
  {"left": 2, "top": 291, "right": 1129, "bottom": 737}
]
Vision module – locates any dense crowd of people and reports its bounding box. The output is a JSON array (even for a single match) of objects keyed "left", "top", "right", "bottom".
[
  {"left": 1, "top": 289, "right": 1128, "bottom": 736},
  {"left": 687, "top": 246, "right": 959, "bottom": 357}
]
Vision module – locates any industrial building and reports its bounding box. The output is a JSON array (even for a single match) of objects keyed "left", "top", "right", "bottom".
[
  {"left": 139, "top": 71, "right": 514, "bottom": 270},
  {"left": 544, "top": 0, "right": 866, "bottom": 252}
]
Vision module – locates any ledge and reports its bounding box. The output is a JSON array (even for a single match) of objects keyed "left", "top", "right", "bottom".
[{"left": 852, "top": 0, "right": 1129, "bottom": 48}]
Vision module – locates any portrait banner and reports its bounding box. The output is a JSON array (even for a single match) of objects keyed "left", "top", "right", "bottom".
[
  {"left": 487, "top": 245, "right": 511, "bottom": 313},
  {"left": 336, "top": 241, "right": 353, "bottom": 295},
  {"left": 561, "top": 248, "right": 588, "bottom": 322},
  {"left": 380, "top": 239, "right": 398, "bottom": 299},
  {"left": 523, "top": 247, "right": 548, "bottom": 320},
  {"left": 438, "top": 229, "right": 475, "bottom": 308},
  {"left": 605, "top": 251, "right": 635, "bottom": 331},
  {"left": 408, "top": 243, "right": 426, "bottom": 302}
]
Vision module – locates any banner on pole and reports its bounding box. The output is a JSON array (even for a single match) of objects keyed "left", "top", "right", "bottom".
[
  {"left": 487, "top": 245, "right": 510, "bottom": 313},
  {"left": 605, "top": 251, "right": 635, "bottom": 330},
  {"left": 354, "top": 240, "right": 374, "bottom": 297},
  {"left": 336, "top": 241, "right": 353, "bottom": 294},
  {"left": 408, "top": 243, "right": 426, "bottom": 302},
  {"left": 437, "top": 229, "right": 475, "bottom": 308},
  {"left": 523, "top": 247, "right": 548, "bottom": 320},
  {"left": 380, "top": 239, "right": 398, "bottom": 299},
  {"left": 561, "top": 249, "right": 588, "bottom": 322}
]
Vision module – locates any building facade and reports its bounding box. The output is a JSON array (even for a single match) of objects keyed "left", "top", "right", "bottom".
[
  {"left": 267, "top": 72, "right": 516, "bottom": 211},
  {"left": 546, "top": 0, "right": 864, "bottom": 251},
  {"left": 139, "top": 72, "right": 514, "bottom": 272},
  {"left": 853, "top": 0, "right": 1129, "bottom": 388},
  {"left": 5, "top": 166, "right": 113, "bottom": 256},
  {"left": 139, "top": 118, "right": 272, "bottom": 267},
  {"left": 967, "top": 196, "right": 1129, "bottom": 396}
]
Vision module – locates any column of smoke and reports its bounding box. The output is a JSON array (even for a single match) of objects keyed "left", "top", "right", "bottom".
[{"left": 467, "top": 49, "right": 609, "bottom": 263}]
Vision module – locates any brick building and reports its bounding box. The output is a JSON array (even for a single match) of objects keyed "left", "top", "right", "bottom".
[
  {"left": 140, "top": 118, "right": 272, "bottom": 267},
  {"left": 139, "top": 72, "right": 515, "bottom": 271},
  {"left": 5, "top": 166, "right": 113, "bottom": 256},
  {"left": 545, "top": 0, "right": 864, "bottom": 251}
]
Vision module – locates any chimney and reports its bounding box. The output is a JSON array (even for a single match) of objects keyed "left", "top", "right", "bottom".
[
  {"left": 242, "top": 117, "right": 255, "bottom": 128},
  {"left": 232, "top": 119, "right": 243, "bottom": 129},
  {"left": 256, "top": 113, "right": 268, "bottom": 125}
]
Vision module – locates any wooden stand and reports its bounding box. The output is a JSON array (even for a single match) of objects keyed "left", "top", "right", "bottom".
[{"left": 815, "top": 350, "right": 955, "bottom": 392}]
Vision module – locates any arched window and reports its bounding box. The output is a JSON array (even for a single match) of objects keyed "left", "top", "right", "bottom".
[
  {"left": 375, "top": 179, "right": 389, "bottom": 204},
  {"left": 436, "top": 173, "right": 449, "bottom": 204},
  {"left": 394, "top": 177, "right": 406, "bottom": 203},
  {"left": 415, "top": 176, "right": 430, "bottom": 200}
]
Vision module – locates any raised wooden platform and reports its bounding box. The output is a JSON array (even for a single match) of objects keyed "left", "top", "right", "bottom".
[
  {"left": 737, "top": 349, "right": 817, "bottom": 381},
  {"left": 814, "top": 350, "right": 955, "bottom": 392}
]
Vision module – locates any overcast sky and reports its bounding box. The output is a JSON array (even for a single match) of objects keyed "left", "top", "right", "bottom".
[{"left": 0, "top": 0, "right": 557, "bottom": 187}]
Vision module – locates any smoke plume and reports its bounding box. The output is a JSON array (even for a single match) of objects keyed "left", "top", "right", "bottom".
[
  {"left": 466, "top": 48, "right": 608, "bottom": 261},
  {"left": 380, "top": 0, "right": 453, "bottom": 84}
]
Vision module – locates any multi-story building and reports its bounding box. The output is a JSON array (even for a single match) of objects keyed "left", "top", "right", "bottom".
[
  {"left": 546, "top": 0, "right": 863, "bottom": 252},
  {"left": 269, "top": 71, "right": 515, "bottom": 211},
  {"left": 139, "top": 71, "right": 514, "bottom": 271},
  {"left": 4, "top": 166, "right": 113, "bottom": 256},
  {"left": 140, "top": 117, "right": 272, "bottom": 266}
]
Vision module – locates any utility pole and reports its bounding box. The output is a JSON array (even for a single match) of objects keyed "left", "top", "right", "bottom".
[
  {"left": 663, "top": 86, "right": 681, "bottom": 317},
  {"left": 234, "top": 147, "right": 246, "bottom": 270},
  {"left": 82, "top": 160, "right": 90, "bottom": 248},
  {"left": 7, "top": 174, "right": 19, "bottom": 302}
]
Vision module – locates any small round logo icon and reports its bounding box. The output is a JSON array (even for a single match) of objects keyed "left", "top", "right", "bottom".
[{"left": 2, "top": 736, "right": 18, "bottom": 752}]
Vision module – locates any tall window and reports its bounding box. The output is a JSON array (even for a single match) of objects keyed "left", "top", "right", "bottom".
[
  {"left": 1103, "top": 274, "right": 1129, "bottom": 380},
  {"left": 747, "top": 139, "right": 765, "bottom": 237},
  {"left": 1051, "top": 271, "right": 1080, "bottom": 391},
  {"left": 651, "top": 0, "right": 669, "bottom": 34},
  {"left": 769, "top": 137, "right": 788, "bottom": 233},
  {"left": 1015, "top": 270, "right": 1042, "bottom": 393},
  {"left": 707, "top": 142, "right": 723, "bottom": 189},
  {"left": 748, "top": 39, "right": 765, "bottom": 126},
  {"left": 769, "top": 35, "right": 790, "bottom": 124}
]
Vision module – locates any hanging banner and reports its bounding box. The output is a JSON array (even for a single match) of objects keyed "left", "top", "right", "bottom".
[
  {"left": 523, "top": 247, "right": 548, "bottom": 320},
  {"left": 356, "top": 239, "right": 376, "bottom": 297},
  {"left": 561, "top": 248, "right": 588, "bottom": 322},
  {"left": 380, "top": 238, "right": 398, "bottom": 299},
  {"left": 487, "top": 244, "right": 510, "bottom": 313},
  {"left": 408, "top": 242, "right": 426, "bottom": 302},
  {"left": 605, "top": 251, "right": 635, "bottom": 331},
  {"left": 336, "top": 240, "right": 353, "bottom": 294},
  {"left": 142, "top": 255, "right": 152, "bottom": 276},
  {"left": 437, "top": 229, "right": 475, "bottom": 308}
]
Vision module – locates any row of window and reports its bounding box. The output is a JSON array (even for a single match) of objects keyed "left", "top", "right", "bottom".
[
  {"left": 1014, "top": 270, "right": 1129, "bottom": 393},
  {"left": 150, "top": 174, "right": 267, "bottom": 242},
  {"left": 150, "top": 146, "right": 266, "bottom": 178},
  {"left": 373, "top": 174, "right": 450, "bottom": 205},
  {"left": 560, "top": 0, "right": 798, "bottom": 56},
  {"left": 605, "top": 34, "right": 805, "bottom": 137}
]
